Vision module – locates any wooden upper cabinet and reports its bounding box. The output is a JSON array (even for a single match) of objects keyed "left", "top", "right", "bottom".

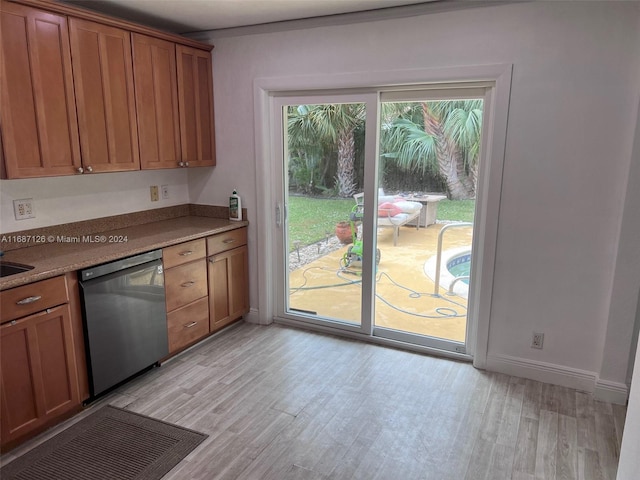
[
  {"left": 0, "top": 2, "right": 81, "bottom": 178},
  {"left": 132, "top": 33, "right": 182, "bottom": 170},
  {"left": 68, "top": 18, "right": 140, "bottom": 173},
  {"left": 176, "top": 45, "right": 216, "bottom": 167}
]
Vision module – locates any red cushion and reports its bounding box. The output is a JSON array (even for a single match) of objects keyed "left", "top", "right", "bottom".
[{"left": 378, "top": 202, "right": 402, "bottom": 217}]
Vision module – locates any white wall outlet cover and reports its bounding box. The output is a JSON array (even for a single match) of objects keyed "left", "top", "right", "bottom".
[{"left": 13, "top": 198, "right": 35, "bottom": 220}]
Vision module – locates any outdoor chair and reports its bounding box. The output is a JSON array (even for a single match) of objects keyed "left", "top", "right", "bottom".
[{"left": 353, "top": 191, "right": 422, "bottom": 246}]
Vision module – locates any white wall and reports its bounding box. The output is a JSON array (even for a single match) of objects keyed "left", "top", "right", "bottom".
[
  {"left": 191, "top": 1, "right": 640, "bottom": 396},
  {"left": 0, "top": 169, "right": 191, "bottom": 233}
]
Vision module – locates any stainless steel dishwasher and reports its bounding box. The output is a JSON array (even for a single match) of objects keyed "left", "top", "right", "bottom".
[{"left": 79, "top": 249, "right": 168, "bottom": 398}]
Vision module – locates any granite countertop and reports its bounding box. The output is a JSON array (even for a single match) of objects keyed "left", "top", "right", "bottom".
[{"left": 0, "top": 216, "right": 249, "bottom": 291}]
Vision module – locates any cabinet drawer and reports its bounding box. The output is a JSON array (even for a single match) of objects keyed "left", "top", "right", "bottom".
[
  {"left": 167, "top": 297, "right": 209, "bottom": 353},
  {"left": 207, "top": 228, "right": 247, "bottom": 256},
  {"left": 163, "top": 238, "right": 206, "bottom": 269},
  {"left": 164, "top": 259, "right": 207, "bottom": 312},
  {"left": 1, "top": 276, "right": 68, "bottom": 323}
]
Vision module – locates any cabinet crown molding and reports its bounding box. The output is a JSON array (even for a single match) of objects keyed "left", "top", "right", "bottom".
[{"left": 9, "top": 0, "right": 214, "bottom": 51}]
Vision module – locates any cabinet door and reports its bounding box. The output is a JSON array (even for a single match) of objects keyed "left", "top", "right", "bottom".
[
  {"left": 176, "top": 45, "right": 215, "bottom": 167},
  {"left": 0, "top": 2, "right": 81, "bottom": 178},
  {"left": 1, "top": 305, "right": 79, "bottom": 446},
  {"left": 132, "top": 33, "right": 182, "bottom": 170},
  {"left": 0, "top": 316, "right": 41, "bottom": 443},
  {"left": 208, "top": 245, "right": 249, "bottom": 331},
  {"left": 69, "top": 18, "right": 140, "bottom": 173}
]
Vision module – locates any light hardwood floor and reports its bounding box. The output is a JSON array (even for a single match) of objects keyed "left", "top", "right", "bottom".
[{"left": 1, "top": 323, "right": 626, "bottom": 479}]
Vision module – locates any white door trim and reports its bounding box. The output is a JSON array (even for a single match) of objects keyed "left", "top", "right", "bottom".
[{"left": 253, "top": 64, "right": 513, "bottom": 366}]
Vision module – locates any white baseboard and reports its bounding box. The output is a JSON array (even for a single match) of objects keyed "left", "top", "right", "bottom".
[
  {"left": 486, "top": 353, "right": 598, "bottom": 395},
  {"left": 594, "top": 378, "right": 629, "bottom": 405}
]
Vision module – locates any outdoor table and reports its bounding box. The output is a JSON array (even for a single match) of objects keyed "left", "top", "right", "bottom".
[{"left": 399, "top": 193, "right": 448, "bottom": 227}]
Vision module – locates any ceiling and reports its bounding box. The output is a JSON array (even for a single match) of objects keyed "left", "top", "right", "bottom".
[{"left": 64, "top": 0, "right": 438, "bottom": 33}]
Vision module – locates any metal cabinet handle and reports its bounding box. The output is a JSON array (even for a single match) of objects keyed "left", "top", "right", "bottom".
[
  {"left": 184, "top": 321, "right": 198, "bottom": 328},
  {"left": 223, "top": 239, "right": 235, "bottom": 244},
  {"left": 184, "top": 161, "right": 189, "bottom": 167},
  {"left": 179, "top": 250, "right": 193, "bottom": 257},
  {"left": 86, "top": 165, "right": 93, "bottom": 173},
  {"left": 77, "top": 167, "right": 84, "bottom": 174},
  {"left": 178, "top": 161, "right": 185, "bottom": 167},
  {"left": 181, "top": 281, "right": 195, "bottom": 287},
  {"left": 16, "top": 295, "right": 42, "bottom": 305}
]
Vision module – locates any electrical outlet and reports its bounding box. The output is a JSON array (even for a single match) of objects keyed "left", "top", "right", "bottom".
[
  {"left": 13, "top": 198, "right": 35, "bottom": 220},
  {"left": 161, "top": 185, "right": 169, "bottom": 200},
  {"left": 150, "top": 186, "right": 159, "bottom": 202},
  {"left": 532, "top": 332, "right": 544, "bottom": 349}
]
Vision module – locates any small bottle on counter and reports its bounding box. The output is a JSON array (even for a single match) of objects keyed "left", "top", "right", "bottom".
[{"left": 229, "top": 189, "right": 242, "bottom": 221}]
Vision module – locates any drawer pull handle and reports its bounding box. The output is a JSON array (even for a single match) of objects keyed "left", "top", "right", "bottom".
[
  {"left": 179, "top": 250, "right": 193, "bottom": 256},
  {"left": 184, "top": 321, "right": 198, "bottom": 328},
  {"left": 16, "top": 295, "right": 42, "bottom": 305},
  {"left": 181, "top": 281, "right": 195, "bottom": 288},
  {"left": 223, "top": 239, "right": 235, "bottom": 244}
]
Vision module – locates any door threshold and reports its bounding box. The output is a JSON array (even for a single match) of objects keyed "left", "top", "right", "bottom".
[{"left": 274, "top": 316, "right": 473, "bottom": 362}]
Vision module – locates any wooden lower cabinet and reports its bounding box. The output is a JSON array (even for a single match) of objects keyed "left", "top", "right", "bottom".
[
  {"left": 208, "top": 245, "right": 249, "bottom": 332},
  {"left": 0, "top": 304, "right": 79, "bottom": 449},
  {"left": 163, "top": 228, "right": 249, "bottom": 355},
  {"left": 163, "top": 239, "right": 209, "bottom": 355},
  {"left": 167, "top": 297, "right": 209, "bottom": 352}
]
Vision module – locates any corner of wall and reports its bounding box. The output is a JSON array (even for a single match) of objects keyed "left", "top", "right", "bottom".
[
  {"left": 594, "top": 377, "right": 630, "bottom": 405},
  {"left": 597, "top": 96, "right": 640, "bottom": 395},
  {"left": 244, "top": 307, "right": 271, "bottom": 325}
]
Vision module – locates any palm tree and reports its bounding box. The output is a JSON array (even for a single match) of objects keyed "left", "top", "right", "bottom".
[
  {"left": 381, "top": 100, "right": 483, "bottom": 199},
  {"left": 287, "top": 103, "right": 365, "bottom": 197}
]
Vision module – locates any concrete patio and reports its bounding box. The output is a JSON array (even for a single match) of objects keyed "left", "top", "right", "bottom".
[{"left": 288, "top": 222, "right": 473, "bottom": 343}]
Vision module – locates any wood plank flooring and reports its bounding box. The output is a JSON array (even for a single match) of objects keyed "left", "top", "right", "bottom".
[{"left": 1, "top": 323, "right": 626, "bottom": 479}]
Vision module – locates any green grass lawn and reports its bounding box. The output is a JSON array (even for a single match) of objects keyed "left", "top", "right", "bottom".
[
  {"left": 287, "top": 195, "right": 475, "bottom": 249},
  {"left": 436, "top": 199, "right": 475, "bottom": 223},
  {"left": 287, "top": 196, "right": 354, "bottom": 248}
]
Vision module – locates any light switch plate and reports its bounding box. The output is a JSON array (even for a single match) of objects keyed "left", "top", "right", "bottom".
[{"left": 13, "top": 198, "right": 35, "bottom": 220}]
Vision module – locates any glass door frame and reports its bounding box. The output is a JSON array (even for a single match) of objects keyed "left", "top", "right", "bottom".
[
  {"left": 272, "top": 91, "right": 379, "bottom": 336},
  {"left": 372, "top": 85, "right": 492, "bottom": 355},
  {"left": 254, "top": 64, "right": 513, "bottom": 366}
]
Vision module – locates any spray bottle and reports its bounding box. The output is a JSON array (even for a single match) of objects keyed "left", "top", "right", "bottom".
[{"left": 229, "top": 189, "right": 242, "bottom": 221}]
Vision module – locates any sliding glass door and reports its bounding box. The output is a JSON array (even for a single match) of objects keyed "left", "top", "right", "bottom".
[
  {"left": 274, "top": 93, "right": 378, "bottom": 334},
  {"left": 373, "top": 90, "right": 485, "bottom": 353},
  {"left": 273, "top": 86, "right": 489, "bottom": 354}
]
